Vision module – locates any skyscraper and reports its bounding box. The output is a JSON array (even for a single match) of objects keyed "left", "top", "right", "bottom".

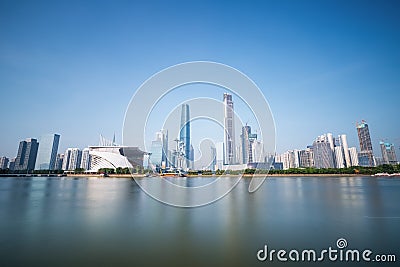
[
  {"left": 35, "top": 134, "right": 60, "bottom": 170},
  {"left": 380, "top": 141, "right": 398, "bottom": 165},
  {"left": 14, "top": 138, "right": 39, "bottom": 171},
  {"left": 223, "top": 93, "right": 235, "bottom": 164},
  {"left": 356, "top": 120, "right": 374, "bottom": 166},
  {"left": 180, "top": 104, "right": 191, "bottom": 168}
]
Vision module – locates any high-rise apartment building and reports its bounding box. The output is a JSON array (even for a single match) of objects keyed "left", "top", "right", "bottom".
[
  {"left": 356, "top": 121, "right": 374, "bottom": 166},
  {"left": 313, "top": 135, "right": 335, "bottom": 169},
  {"left": 380, "top": 141, "right": 397, "bottom": 165},
  {"left": 223, "top": 93, "right": 235, "bottom": 164},
  {"left": 68, "top": 148, "right": 82, "bottom": 170},
  {"left": 35, "top": 134, "right": 60, "bottom": 170},
  {"left": 14, "top": 138, "right": 39, "bottom": 171},
  {"left": 299, "top": 148, "right": 314, "bottom": 168},
  {"left": 80, "top": 148, "right": 91, "bottom": 170}
]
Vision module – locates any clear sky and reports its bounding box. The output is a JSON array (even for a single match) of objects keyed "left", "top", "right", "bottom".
[{"left": 1, "top": 0, "right": 399, "bottom": 158}]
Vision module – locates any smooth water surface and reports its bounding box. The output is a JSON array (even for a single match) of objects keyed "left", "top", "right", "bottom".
[{"left": 0, "top": 176, "right": 399, "bottom": 267}]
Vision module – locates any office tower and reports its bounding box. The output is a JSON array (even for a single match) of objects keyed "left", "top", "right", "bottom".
[
  {"left": 62, "top": 149, "right": 72, "bottom": 170},
  {"left": 35, "top": 134, "right": 60, "bottom": 170},
  {"left": 349, "top": 147, "right": 359, "bottom": 166},
  {"left": 179, "top": 104, "right": 191, "bottom": 167},
  {"left": 380, "top": 141, "right": 397, "bottom": 165},
  {"left": 150, "top": 132, "right": 163, "bottom": 168},
  {"left": 313, "top": 135, "right": 335, "bottom": 169},
  {"left": 80, "top": 148, "right": 91, "bottom": 170},
  {"left": 0, "top": 156, "right": 9, "bottom": 169},
  {"left": 223, "top": 93, "right": 235, "bottom": 164},
  {"left": 8, "top": 158, "right": 16, "bottom": 171},
  {"left": 68, "top": 148, "right": 82, "bottom": 170},
  {"left": 356, "top": 120, "right": 374, "bottom": 166},
  {"left": 14, "top": 138, "right": 39, "bottom": 171},
  {"left": 55, "top": 154, "right": 64, "bottom": 171},
  {"left": 299, "top": 148, "right": 314, "bottom": 168}
]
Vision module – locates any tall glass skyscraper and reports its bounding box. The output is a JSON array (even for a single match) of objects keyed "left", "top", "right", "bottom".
[
  {"left": 223, "top": 93, "right": 235, "bottom": 164},
  {"left": 356, "top": 120, "right": 374, "bottom": 166},
  {"left": 180, "top": 104, "right": 191, "bottom": 167},
  {"left": 35, "top": 134, "right": 60, "bottom": 170}
]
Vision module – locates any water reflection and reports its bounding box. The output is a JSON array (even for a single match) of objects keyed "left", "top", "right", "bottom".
[{"left": 0, "top": 176, "right": 399, "bottom": 267}]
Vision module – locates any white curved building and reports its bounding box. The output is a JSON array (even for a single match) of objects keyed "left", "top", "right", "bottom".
[{"left": 87, "top": 146, "right": 147, "bottom": 172}]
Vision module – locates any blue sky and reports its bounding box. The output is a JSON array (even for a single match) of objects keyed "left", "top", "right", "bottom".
[{"left": 0, "top": 0, "right": 399, "bottom": 158}]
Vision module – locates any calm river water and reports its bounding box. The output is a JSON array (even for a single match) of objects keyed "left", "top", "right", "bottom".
[{"left": 0, "top": 176, "right": 399, "bottom": 267}]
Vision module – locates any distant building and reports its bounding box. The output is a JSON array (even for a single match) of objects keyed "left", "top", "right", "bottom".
[
  {"left": 80, "top": 148, "right": 91, "bottom": 170},
  {"left": 215, "top": 142, "right": 224, "bottom": 170},
  {"left": 62, "top": 148, "right": 81, "bottom": 171},
  {"left": 223, "top": 93, "right": 235, "bottom": 164},
  {"left": 313, "top": 135, "right": 335, "bottom": 169},
  {"left": 150, "top": 132, "right": 164, "bottom": 169},
  {"left": 210, "top": 146, "right": 216, "bottom": 171},
  {"left": 69, "top": 148, "right": 82, "bottom": 170},
  {"left": 299, "top": 148, "right": 314, "bottom": 168},
  {"left": 339, "top": 134, "right": 351, "bottom": 167},
  {"left": 334, "top": 146, "right": 345, "bottom": 168},
  {"left": 0, "top": 156, "right": 9, "bottom": 169},
  {"left": 180, "top": 104, "right": 191, "bottom": 167},
  {"left": 88, "top": 146, "right": 146, "bottom": 172},
  {"left": 349, "top": 147, "right": 359, "bottom": 166},
  {"left": 241, "top": 125, "right": 258, "bottom": 164},
  {"left": 55, "top": 154, "right": 64, "bottom": 171},
  {"left": 8, "top": 158, "right": 16, "bottom": 171},
  {"left": 252, "top": 140, "right": 264, "bottom": 163},
  {"left": 62, "top": 149, "right": 71, "bottom": 170},
  {"left": 14, "top": 138, "right": 39, "bottom": 171},
  {"left": 356, "top": 121, "right": 374, "bottom": 166},
  {"left": 35, "top": 134, "right": 60, "bottom": 170},
  {"left": 380, "top": 141, "right": 397, "bottom": 165}
]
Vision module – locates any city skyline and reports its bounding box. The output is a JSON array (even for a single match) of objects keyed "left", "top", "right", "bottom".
[{"left": 0, "top": 1, "right": 399, "bottom": 159}]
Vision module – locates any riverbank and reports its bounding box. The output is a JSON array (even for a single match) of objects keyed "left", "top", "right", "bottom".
[{"left": 63, "top": 173, "right": 368, "bottom": 178}]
